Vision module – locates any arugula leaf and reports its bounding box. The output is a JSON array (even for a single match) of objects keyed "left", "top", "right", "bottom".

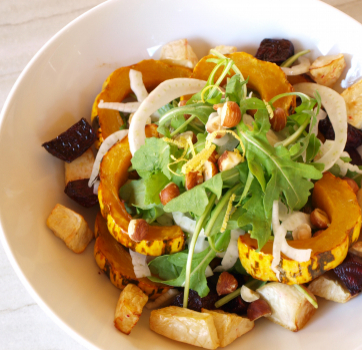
[
  {"left": 171, "top": 115, "right": 186, "bottom": 132},
  {"left": 131, "top": 138, "right": 172, "bottom": 179},
  {"left": 340, "top": 156, "right": 352, "bottom": 163},
  {"left": 144, "top": 173, "right": 170, "bottom": 205},
  {"left": 158, "top": 99, "right": 179, "bottom": 116},
  {"left": 225, "top": 75, "right": 248, "bottom": 104},
  {"left": 306, "top": 134, "right": 321, "bottom": 162},
  {"left": 237, "top": 178, "right": 271, "bottom": 249},
  {"left": 148, "top": 230, "right": 231, "bottom": 297},
  {"left": 237, "top": 112, "right": 323, "bottom": 218},
  {"left": 140, "top": 205, "right": 165, "bottom": 223}
]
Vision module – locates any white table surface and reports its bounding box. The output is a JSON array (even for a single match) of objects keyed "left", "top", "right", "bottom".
[{"left": 1, "top": 0, "right": 362, "bottom": 349}]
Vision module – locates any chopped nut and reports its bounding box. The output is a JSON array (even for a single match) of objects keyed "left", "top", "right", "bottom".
[
  {"left": 343, "top": 177, "right": 359, "bottom": 194},
  {"left": 218, "top": 151, "right": 243, "bottom": 172},
  {"left": 203, "top": 161, "right": 218, "bottom": 181},
  {"left": 220, "top": 101, "right": 242, "bottom": 128},
  {"left": 247, "top": 299, "right": 272, "bottom": 321},
  {"left": 292, "top": 223, "right": 312, "bottom": 240},
  {"left": 128, "top": 219, "right": 149, "bottom": 242},
  {"left": 240, "top": 285, "right": 260, "bottom": 303},
  {"left": 208, "top": 150, "right": 219, "bottom": 164},
  {"left": 216, "top": 272, "right": 238, "bottom": 296},
  {"left": 270, "top": 107, "right": 287, "bottom": 131},
  {"left": 159, "top": 182, "right": 180, "bottom": 205},
  {"left": 206, "top": 113, "right": 224, "bottom": 137},
  {"left": 310, "top": 208, "right": 330, "bottom": 229},
  {"left": 185, "top": 171, "right": 203, "bottom": 190}
]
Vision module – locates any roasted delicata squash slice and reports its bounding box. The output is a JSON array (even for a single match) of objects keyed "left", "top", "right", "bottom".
[
  {"left": 94, "top": 212, "right": 172, "bottom": 299},
  {"left": 92, "top": 59, "right": 192, "bottom": 141},
  {"left": 238, "top": 172, "right": 362, "bottom": 284},
  {"left": 191, "top": 52, "right": 295, "bottom": 114},
  {"left": 98, "top": 125, "right": 185, "bottom": 256}
]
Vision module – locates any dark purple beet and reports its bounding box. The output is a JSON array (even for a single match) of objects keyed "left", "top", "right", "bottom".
[
  {"left": 255, "top": 39, "right": 294, "bottom": 65},
  {"left": 334, "top": 254, "right": 362, "bottom": 295},
  {"left": 42, "top": 118, "right": 96, "bottom": 162},
  {"left": 64, "top": 179, "right": 99, "bottom": 207}
]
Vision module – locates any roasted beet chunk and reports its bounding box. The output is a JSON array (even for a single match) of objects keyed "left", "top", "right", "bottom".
[
  {"left": 222, "top": 296, "right": 248, "bottom": 316},
  {"left": 319, "top": 117, "right": 362, "bottom": 154},
  {"left": 334, "top": 254, "right": 362, "bottom": 295},
  {"left": 42, "top": 118, "right": 96, "bottom": 162},
  {"left": 255, "top": 39, "right": 294, "bottom": 65},
  {"left": 173, "top": 289, "right": 220, "bottom": 312},
  {"left": 64, "top": 179, "right": 99, "bottom": 207}
]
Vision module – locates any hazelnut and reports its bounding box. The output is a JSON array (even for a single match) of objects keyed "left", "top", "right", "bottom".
[
  {"left": 247, "top": 299, "right": 272, "bottom": 321},
  {"left": 206, "top": 113, "right": 224, "bottom": 137},
  {"left": 159, "top": 182, "right": 180, "bottom": 205},
  {"left": 292, "top": 223, "right": 312, "bottom": 240},
  {"left": 240, "top": 285, "right": 260, "bottom": 303},
  {"left": 185, "top": 171, "right": 203, "bottom": 190},
  {"left": 270, "top": 107, "right": 287, "bottom": 131},
  {"left": 128, "top": 219, "right": 149, "bottom": 242},
  {"left": 203, "top": 160, "right": 218, "bottom": 181},
  {"left": 310, "top": 208, "right": 330, "bottom": 229},
  {"left": 218, "top": 150, "right": 243, "bottom": 172},
  {"left": 220, "top": 101, "right": 242, "bottom": 128},
  {"left": 208, "top": 150, "right": 219, "bottom": 164},
  {"left": 343, "top": 177, "right": 359, "bottom": 194},
  {"left": 216, "top": 271, "right": 238, "bottom": 296}
]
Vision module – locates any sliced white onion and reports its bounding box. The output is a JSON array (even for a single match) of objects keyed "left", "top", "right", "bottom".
[
  {"left": 145, "top": 289, "right": 180, "bottom": 310},
  {"left": 92, "top": 180, "right": 100, "bottom": 195},
  {"left": 281, "top": 57, "right": 310, "bottom": 76},
  {"left": 129, "top": 69, "right": 149, "bottom": 102},
  {"left": 129, "top": 250, "right": 151, "bottom": 278},
  {"left": 271, "top": 200, "right": 312, "bottom": 281},
  {"left": 98, "top": 100, "right": 141, "bottom": 113},
  {"left": 129, "top": 78, "right": 206, "bottom": 155},
  {"left": 294, "top": 83, "right": 347, "bottom": 172},
  {"left": 335, "top": 151, "right": 362, "bottom": 177},
  {"left": 172, "top": 212, "right": 208, "bottom": 253},
  {"left": 205, "top": 265, "right": 214, "bottom": 277},
  {"left": 281, "top": 212, "right": 311, "bottom": 231},
  {"left": 88, "top": 129, "right": 129, "bottom": 187},
  {"left": 213, "top": 229, "right": 244, "bottom": 272},
  {"left": 310, "top": 107, "right": 327, "bottom": 136}
]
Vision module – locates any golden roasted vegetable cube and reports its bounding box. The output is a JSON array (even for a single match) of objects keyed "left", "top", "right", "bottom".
[
  {"left": 64, "top": 148, "right": 94, "bottom": 185},
  {"left": 341, "top": 79, "right": 362, "bottom": 129},
  {"left": 201, "top": 309, "right": 254, "bottom": 348},
  {"left": 308, "top": 271, "right": 357, "bottom": 303},
  {"left": 114, "top": 284, "right": 148, "bottom": 335},
  {"left": 46, "top": 204, "right": 93, "bottom": 253},
  {"left": 150, "top": 306, "right": 220, "bottom": 349},
  {"left": 257, "top": 282, "right": 317, "bottom": 332},
  {"left": 309, "top": 53, "right": 346, "bottom": 87},
  {"left": 160, "top": 39, "right": 198, "bottom": 69}
]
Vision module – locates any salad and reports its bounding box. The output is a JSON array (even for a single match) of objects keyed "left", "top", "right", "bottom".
[{"left": 43, "top": 38, "right": 362, "bottom": 348}]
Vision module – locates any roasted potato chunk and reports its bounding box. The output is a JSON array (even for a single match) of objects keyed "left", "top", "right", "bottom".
[
  {"left": 46, "top": 204, "right": 93, "bottom": 253},
  {"left": 65, "top": 148, "right": 94, "bottom": 185},
  {"left": 150, "top": 306, "right": 220, "bottom": 349},
  {"left": 257, "top": 282, "right": 317, "bottom": 332},
  {"left": 160, "top": 39, "right": 199, "bottom": 69},
  {"left": 309, "top": 54, "right": 346, "bottom": 87},
  {"left": 308, "top": 271, "right": 357, "bottom": 303},
  {"left": 201, "top": 309, "right": 254, "bottom": 348},
  {"left": 341, "top": 78, "right": 362, "bottom": 129},
  {"left": 114, "top": 284, "right": 148, "bottom": 335}
]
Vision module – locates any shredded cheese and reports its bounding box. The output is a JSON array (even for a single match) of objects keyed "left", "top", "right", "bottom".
[
  {"left": 264, "top": 100, "right": 274, "bottom": 120},
  {"left": 181, "top": 144, "right": 216, "bottom": 174},
  {"left": 221, "top": 194, "right": 236, "bottom": 233},
  {"left": 163, "top": 137, "right": 187, "bottom": 149}
]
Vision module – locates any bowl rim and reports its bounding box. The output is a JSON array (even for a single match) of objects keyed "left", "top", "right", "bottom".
[{"left": 1, "top": 1, "right": 362, "bottom": 350}]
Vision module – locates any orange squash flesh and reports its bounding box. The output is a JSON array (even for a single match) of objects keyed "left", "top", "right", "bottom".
[
  {"left": 98, "top": 124, "right": 185, "bottom": 256},
  {"left": 94, "top": 212, "right": 171, "bottom": 299},
  {"left": 238, "top": 172, "right": 362, "bottom": 284},
  {"left": 91, "top": 60, "right": 192, "bottom": 140},
  {"left": 191, "top": 52, "right": 295, "bottom": 114}
]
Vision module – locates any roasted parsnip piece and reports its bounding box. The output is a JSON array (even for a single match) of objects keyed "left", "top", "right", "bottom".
[
  {"left": 46, "top": 204, "right": 93, "bottom": 253},
  {"left": 64, "top": 148, "right": 94, "bottom": 185},
  {"left": 150, "top": 306, "right": 220, "bottom": 349},
  {"left": 114, "top": 284, "right": 148, "bottom": 335},
  {"left": 308, "top": 271, "right": 358, "bottom": 303},
  {"left": 257, "top": 282, "right": 317, "bottom": 332},
  {"left": 201, "top": 309, "right": 254, "bottom": 348}
]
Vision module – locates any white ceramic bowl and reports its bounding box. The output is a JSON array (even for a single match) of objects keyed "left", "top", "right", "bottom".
[{"left": 1, "top": 0, "right": 362, "bottom": 349}]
